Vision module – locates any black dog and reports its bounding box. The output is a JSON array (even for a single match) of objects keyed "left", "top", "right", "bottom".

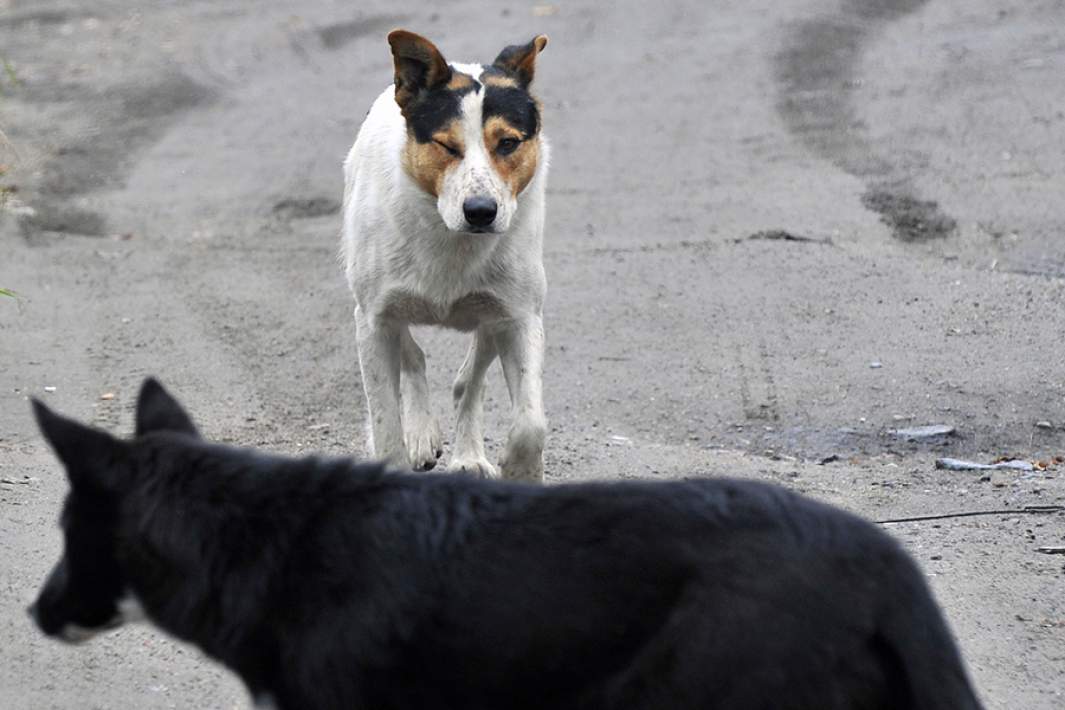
[{"left": 29, "top": 379, "right": 983, "bottom": 709}]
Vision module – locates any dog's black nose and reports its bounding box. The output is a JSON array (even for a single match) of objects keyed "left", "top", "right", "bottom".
[{"left": 463, "top": 196, "right": 497, "bottom": 228}]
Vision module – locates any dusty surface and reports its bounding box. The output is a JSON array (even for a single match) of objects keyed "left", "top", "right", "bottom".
[{"left": 2, "top": 0, "right": 1065, "bottom": 707}]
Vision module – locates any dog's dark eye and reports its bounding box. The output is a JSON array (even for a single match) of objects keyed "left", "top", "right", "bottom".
[
  {"left": 496, "top": 137, "right": 520, "bottom": 156},
  {"left": 434, "top": 140, "right": 461, "bottom": 157}
]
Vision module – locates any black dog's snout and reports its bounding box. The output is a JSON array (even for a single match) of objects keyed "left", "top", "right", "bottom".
[
  {"left": 27, "top": 602, "right": 39, "bottom": 625},
  {"left": 463, "top": 196, "right": 497, "bottom": 228}
]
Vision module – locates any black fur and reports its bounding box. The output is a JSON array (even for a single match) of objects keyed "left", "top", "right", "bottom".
[
  {"left": 135, "top": 376, "right": 199, "bottom": 437},
  {"left": 482, "top": 83, "right": 541, "bottom": 138},
  {"left": 404, "top": 76, "right": 479, "bottom": 144},
  {"left": 30, "top": 380, "right": 984, "bottom": 710}
]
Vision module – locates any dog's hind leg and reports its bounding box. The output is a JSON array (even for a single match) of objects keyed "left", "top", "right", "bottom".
[
  {"left": 354, "top": 305, "right": 406, "bottom": 465},
  {"left": 448, "top": 327, "right": 499, "bottom": 478},
  {"left": 494, "top": 315, "right": 546, "bottom": 482},
  {"left": 399, "top": 327, "right": 443, "bottom": 471}
]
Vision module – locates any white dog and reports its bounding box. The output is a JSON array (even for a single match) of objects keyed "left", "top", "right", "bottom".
[{"left": 341, "top": 30, "right": 549, "bottom": 481}]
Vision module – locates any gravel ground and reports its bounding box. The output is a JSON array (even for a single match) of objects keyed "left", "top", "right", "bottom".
[{"left": 1, "top": 0, "right": 1064, "bottom": 708}]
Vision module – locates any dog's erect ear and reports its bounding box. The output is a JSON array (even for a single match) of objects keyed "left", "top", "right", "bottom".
[
  {"left": 135, "top": 377, "right": 199, "bottom": 438},
  {"left": 388, "top": 30, "right": 452, "bottom": 112},
  {"left": 492, "top": 35, "right": 548, "bottom": 88},
  {"left": 32, "top": 399, "right": 126, "bottom": 491}
]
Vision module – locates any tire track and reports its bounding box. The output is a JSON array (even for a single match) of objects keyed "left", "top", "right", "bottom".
[{"left": 775, "top": 0, "right": 957, "bottom": 242}]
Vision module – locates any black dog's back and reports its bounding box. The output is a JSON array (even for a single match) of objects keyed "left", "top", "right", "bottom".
[
  {"left": 269, "top": 472, "right": 982, "bottom": 709},
  {"left": 31, "top": 381, "right": 984, "bottom": 710}
]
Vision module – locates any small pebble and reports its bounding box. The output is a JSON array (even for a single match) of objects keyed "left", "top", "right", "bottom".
[{"left": 990, "top": 470, "right": 1012, "bottom": 487}]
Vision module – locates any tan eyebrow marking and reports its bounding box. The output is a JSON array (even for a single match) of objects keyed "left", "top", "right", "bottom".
[
  {"left": 483, "top": 74, "right": 518, "bottom": 88},
  {"left": 484, "top": 116, "right": 539, "bottom": 196},
  {"left": 447, "top": 71, "right": 476, "bottom": 90}
]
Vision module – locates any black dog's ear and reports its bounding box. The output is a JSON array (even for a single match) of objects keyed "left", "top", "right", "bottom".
[
  {"left": 492, "top": 35, "right": 548, "bottom": 88},
  {"left": 32, "top": 399, "right": 126, "bottom": 490},
  {"left": 135, "top": 378, "right": 199, "bottom": 438},
  {"left": 387, "top": 29, "right": 452, "bottom": 113}
]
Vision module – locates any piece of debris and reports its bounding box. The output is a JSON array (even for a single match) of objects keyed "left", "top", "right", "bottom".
[
  {"left": 877, "top": 505, "right": 1065, "bottom": 525},
  {"left": 100, "top": 392, "right": 115, "bottom": 400},
  {"left": 532, "top": 4, "right": 559, "bottom": 16},
  {"left": 891, "top": 424, "right": 954, "bottom": 440},
  {"left": 817, "top": 454, "right": 840, "bottom": 465},
  {"left": 43, "top": 385, "right": 56, "bottom": 393},
  {"left": 0, "top": 476, "right": 36, "bottom": 485},
  {"left": 740, "top": 229, "right": 832, "bottom": 245},
  {"left": 869, "top": 361, "right": 882, "bottom": 369},
  {"left": 1036, "top": 546, "right": 1065, "bottom": 555},
  {"left": 1035, "top": 421, "right": 1053, "bottom": 429},
  {"left": 935, "top": 457, "right": 1034, "bottom": 472}
]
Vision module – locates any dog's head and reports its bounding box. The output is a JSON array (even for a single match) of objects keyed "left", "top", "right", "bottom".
[
  {"left": 388, "top": 29, "right": 548, "bottom": 234},
  {"left": 27, "top": 379, "right": 198, "bottom": 643}
]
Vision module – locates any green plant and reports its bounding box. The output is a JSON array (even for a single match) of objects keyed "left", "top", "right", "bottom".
[
  {"left": 0, "top": 288, "right": 16, "bottom": 298},
  {"left": 2, "top": 58, "right": 18, "bottom": 88}
]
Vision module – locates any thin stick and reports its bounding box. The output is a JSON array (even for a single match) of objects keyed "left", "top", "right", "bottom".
[{"left": 877, "top": 505, "right": 1065, "bottom": 525}]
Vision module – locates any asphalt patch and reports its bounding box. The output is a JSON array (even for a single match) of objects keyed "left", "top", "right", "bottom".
[
  {"left": 0, "top": 9, "right": 81, "bottom": 30},
  {"left": 861, "top": 189, "right": 956, "bottom": 242},
  {"left": 19, "top": 201, "right": 107, "bottom": 238},
  {"left": 38, "top": 73, "right": 215, "bottom": 199},
  {"left": 318, "top": 15, "right": 407, "bottom": 50},
  {"left": 272, "top": 197, "right": 340, "bottom": 220}
]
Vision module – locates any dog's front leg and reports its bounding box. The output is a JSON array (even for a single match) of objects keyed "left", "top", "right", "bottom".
[
  {"left": 494, "top": 316, "right": 546, "bottom": 482},
  {"left": 448, "top": 328, "right": 499, "bottom": 478},
  {"left": 354, "top": 306, "right": 405, "bottom": 464},
  {"left": 400, "top": 328, "right": 442, "bottom": 471}
]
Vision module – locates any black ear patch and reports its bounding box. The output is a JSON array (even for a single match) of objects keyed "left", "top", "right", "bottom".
[
  {"left": 32, "top": 399, "right": 125, "bottom": 490},
  {"left": 492, "top": 35, "right": 548, "bottom": 88},
  {"left": 388, "top": 29, "right": 453, "bottom": 112},
  {"left": 136, "top": 378, "right": 199, "bottom": 438}
]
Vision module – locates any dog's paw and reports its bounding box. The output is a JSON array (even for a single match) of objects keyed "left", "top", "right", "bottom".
[
  {"left": 447, "top": 456, "right": 499, "bottom": 479},
  {"left": 499, "top": 456, "right": 544, "bottom": 483},
  {"left": 499, "top": 417, "right": 546, "bottom": 482},
  {"left": 405, "top": 418, "right": 443, "bottom": 472}
]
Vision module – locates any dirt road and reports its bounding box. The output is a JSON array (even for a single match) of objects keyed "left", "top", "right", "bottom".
[{"left": 2, "top": 0, "right": 1064, "bottom": 707}]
